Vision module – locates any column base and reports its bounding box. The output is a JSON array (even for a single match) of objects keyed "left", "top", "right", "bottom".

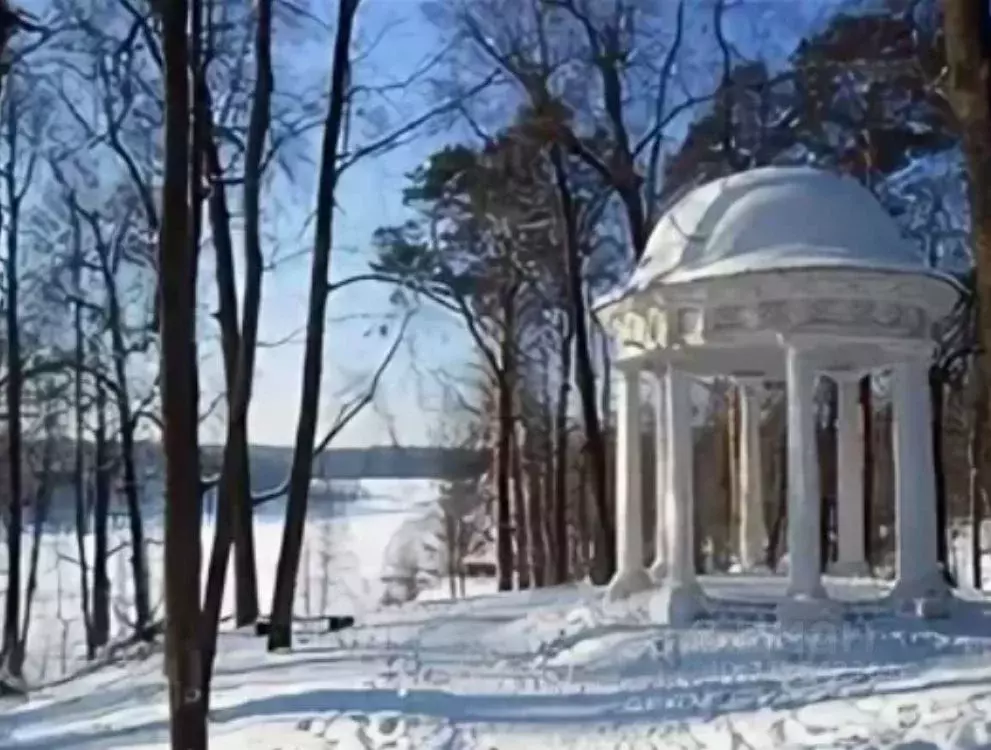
[
  {"left": 888, "top": 571, "right": 952, "bottom": 619},
  {"left": 829, "top": 560, "right": 871, "bottom": 578},
  {"left": 647, "top": 581, "right": 706, "bottom": 626},
  {"left": 785, "top": 578, "right": 828, "bottom": 600},
  {"left": 776, "top": 593, "right": 842, "bottom": 625},
  {"left": 605, "top": 568, "right": 653, "bottom": 602},
  {"left": 648, "top": 559, "right": 668, "bottom": 584}
]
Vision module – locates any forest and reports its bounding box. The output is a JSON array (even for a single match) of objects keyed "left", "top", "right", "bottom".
[{"left": 2, "top": 0, "right": 991, "bottom": 747}]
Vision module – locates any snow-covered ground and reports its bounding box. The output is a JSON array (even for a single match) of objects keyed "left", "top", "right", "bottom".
[
  {"left": 5, "top": 486, "right": 991, "bottom": 749},
  {"left": 1, "top": 479, "right": 445, "bottom": 685}
]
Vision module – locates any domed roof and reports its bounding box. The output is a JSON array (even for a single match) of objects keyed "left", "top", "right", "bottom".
[{"left": 627, "top": 166, "right": 942, "bottom": 291}]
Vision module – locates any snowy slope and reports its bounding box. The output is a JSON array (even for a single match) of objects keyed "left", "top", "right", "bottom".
[
  {"left": 4, "top": 579, "right": 991, "bottom": 749},
  {"left": 7, "top": 481, "right": 991, "bottom": 749}
]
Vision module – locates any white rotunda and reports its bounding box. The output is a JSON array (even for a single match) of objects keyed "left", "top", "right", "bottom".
[{"left": 594, "top": 166, "right": 963, "bottom": 625}]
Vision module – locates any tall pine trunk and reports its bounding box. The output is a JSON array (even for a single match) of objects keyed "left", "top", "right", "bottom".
[
  {"left": 551, "top": 318, "right": 573, "bottom": 584},
  {"left": 495, "top": 305, "right": 516, "bottom": 592},
  {"left": 550, "top": 145, "right": 614, "bottom": 582},
  {"left": 860, "top": 375, "right": 874, "bottom": 570},
  {"left": 268, "top": 0, "right": 359, "bottom": 652},
  {"left": 511, "top": 427, "right": 530, "bottom": 590},
  {"left": 944, "top": 0, "right": 991, "bottom": 592}
]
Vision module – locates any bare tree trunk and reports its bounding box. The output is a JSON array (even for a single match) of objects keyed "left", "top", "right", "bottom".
[
  {"left": 511, "top": 426, "right": 530, "bottom": 590},
  {"left": 160, "top": 0, "right": 206, "bottom": 743},
  {"left": 930, "top": 366, "right": 952, "bottom": 582},
  {"left": 860, "top": 375, "right": 874, "bottom": 570},
  {"left": 541, "top": 347, "right": 557, "bottom": 584},
  {"left": 268, "top": 0, "right": 360, "bottom": 652},
  {"left": 200, "top": 0, "right": 269, "bottom": 686},
  {"left": 550, "top": 145, "right": 614, "bottom": 583},
  {"left": 944, "top": 0, "right": 991, "bottom": 589},
  {"left": 551, "top": 318, "right": 573, "bottom": 585},
  {"left": 105, "top": 253, "right": 151, "bottom": 638},
  {"left": 765, "top": 420, "right": 788, "bottom": 570},
  {"left": 495, "top": 342, "right": 515, "bottom": 591},
  {"left": 18, "top": 421, "right": 55, "bottom": 674},
  {"left": 528, "top": 454, "right": 547, "bottom": 588},
  {"left": 1, "top": 93, "right": 23, "bottom": 677},
  {"left": 92, "top": 378, "right": 111, "bottom": 649},
  {"left": 575, "top": 453, "right": 589, "bottom": 578},
  {"left": 727, "top": 385, "right": 740, "bottom": 566},
  {"left": 971, "top": 364, "right": 987, "bottom": 590},
  {"left": 819, "top": 382, "right": 838, "bottom": 572},
  {"left": 72, "top": 223, "right": 93, "bottom": 659}
]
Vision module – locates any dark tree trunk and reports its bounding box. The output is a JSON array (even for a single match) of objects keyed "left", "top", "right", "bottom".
[
  {"left": 765, "top": 420, "right": 788, "bottom": 570},
  {"left": 576, "top": 453, "right": 589, "bottom": 577},
  {"left": 860, "top": 375, "right": 874, "bottom": 570},
  {"left": 551, "top": 319, "right": 573, "bottom": 585},
  {"left": 819, "top": 382, "right": 838, "bottom": 573},
  {"left": 92, "top": 379, "right": 111, "bottom": 650},
  {"left": 727, "top": 385, "right": 740, "bottom": 566},
  {"left": 100, "top": 243, "right": 151, "bottom": 638},
  {"left": 268, "top": 0, "right": 359, "bottom": 652},
  {"left": 1, "top": 96, "right": 23, "bottom": 676},
  {"left": 160, "top": 0, "right": 207, "bottom": 743},
  {"left": 930, "top": 366, "right": 951, "bottom": 579},
  {"left": 72, "top": 221, "right": 93, "bottom": 659},
  {"left": 971, "top": 370, "right": 987, "bottom": 590},
  {"left": 200, "top": 0, "right": 269, "bottom": 685},
  {"left": 511, "top": 427, "right": 530, "bottom": 590},
  {"left": 549, "top": 145, "right": 615, "bottom": 583},
  {"left": 541, "top": 349, "right": 557, "bottom": 585},
  {"left": 944, "top": 0, "right": 991, "bottom": 589},
  {"left": 495, "top": 337, "right": 515, "bottom": 592},
  {"left": 19, "top": 457, "right": 53, "bottom": 676}
]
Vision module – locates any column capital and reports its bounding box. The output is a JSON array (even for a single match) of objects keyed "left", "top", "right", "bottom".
[{"left": 884, "top": 341, "right": 938, "bottom": 367}]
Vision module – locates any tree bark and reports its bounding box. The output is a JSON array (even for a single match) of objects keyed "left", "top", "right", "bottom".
[
  {"left": 549, "top": 145, "right": 615, "bottom": 582},
  {"left": 268, "top": 0, "right": 359, "bottom": 652},
  {"left": 200, "top": 0, "right": 269, "bottom": 684},
  {"left": 511, "top": 425, "right": 530, "bottom": 590},
  {"left": 72, "top": 218, "right": 93, "bottom": 659},
  {"left": 1, "top": 92, "right": 23, "bottom": 677},
  {"left": 495, "top": 331, "right": 515, "bottom": 592},
  {"left": 100, "top": 233, "right": 151, "bottom": 638},
  {"left": 551, "top": 317, "right": 573, "bottom": 585},
  {"left": 160, "top": 0, "right": 207, "bottom": 743},
  {"left": 92, "top": 378, "right": 111, "bottom": 650},
  {"left": 971, "top": 388, "right": 986, "bottom": 590},
  {"left": 944, "top": 0, "right": 991, "bottom": 589},
  {"left": 860, "top": 375, "right": 874, "bottom": 570},
  {"left": 930, "top": 366, "right": 951, "bottom": 579}
]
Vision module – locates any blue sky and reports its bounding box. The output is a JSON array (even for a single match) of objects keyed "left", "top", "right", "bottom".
[
  {"left": 221, "top": 1, "right": 472, "bottom": 449},
  {"left": 214, "top": 0, "right": 849, "bottom": 449}
]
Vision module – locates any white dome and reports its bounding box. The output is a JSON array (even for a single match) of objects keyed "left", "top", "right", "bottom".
[{"left": 629, "top": 166, "right": 936, "bottom": 290}]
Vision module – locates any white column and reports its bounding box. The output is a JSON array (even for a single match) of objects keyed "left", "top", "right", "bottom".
[
  {"left": 834, "top": 379, "right": 868, "bottom": 576},
  {"left": 650, "top": 366, "right": 703, "bottom": 625},
  {"left": 778, "top": 345, "right": 834, "bottom": 623},
  {"left": 606, "top": 364, "right": 651, "bottom": 600},
  {"left": 738, "top": 385, "right": 767, "bottom": 571},
  {"left": 890, "top": 358, "right": 947, "bottom": 610},
  {"left": 649, "top": 367, "right": 669, "bottom": 582}
]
